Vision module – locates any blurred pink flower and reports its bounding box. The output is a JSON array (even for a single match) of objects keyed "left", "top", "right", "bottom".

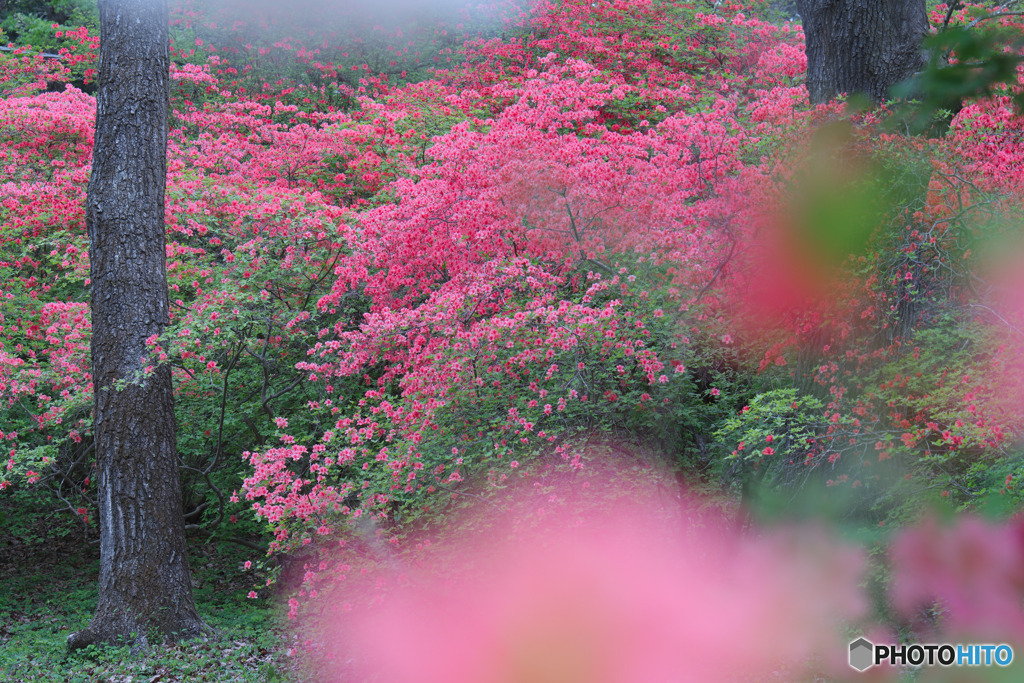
[
  {"left": 890, "top": 515, "right": 1024, "bottom": 641},
  {"left": 334, "top": 505, "right": 864, "bottom": 682}
]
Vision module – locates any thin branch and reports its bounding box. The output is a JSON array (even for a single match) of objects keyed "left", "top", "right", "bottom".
[{"left": 942, "top": 1, "right": 964, "bottom": 31}]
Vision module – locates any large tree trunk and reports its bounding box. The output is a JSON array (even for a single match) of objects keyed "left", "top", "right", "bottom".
[
  {"left": 69, "top": 0, "right": 206, "bottom": 650},
  {"left": 796, "top": 0, "right": 928, "bottom": 105}
]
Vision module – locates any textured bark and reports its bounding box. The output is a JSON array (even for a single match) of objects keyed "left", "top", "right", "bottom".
[
  {"left": 796, "top": 0, "right": 928, "bottom": 105},
  {"left": 69, "top": 0, "right": 207, "bottom": 650}
]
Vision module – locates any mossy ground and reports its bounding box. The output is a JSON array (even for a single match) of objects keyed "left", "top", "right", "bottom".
[{"left": 0, "top": 521, "right": 311, "bottom": 683}]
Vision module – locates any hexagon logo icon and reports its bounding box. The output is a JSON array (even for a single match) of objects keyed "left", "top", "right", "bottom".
[{"left": 849, "top": 637, "right": 874, "bottom": 671}]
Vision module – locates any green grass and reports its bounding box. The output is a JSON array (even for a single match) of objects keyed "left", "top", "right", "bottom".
[{"left": 0, "top": 529, "right": 310, "bottom": 682}]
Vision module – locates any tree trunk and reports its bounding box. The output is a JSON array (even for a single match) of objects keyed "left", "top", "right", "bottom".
[
  {"left": 69, "top": 0, "right": 207, "bottom": 650},
  {"left": 796, "top": 0, "right": 928, "bottom": 105}
]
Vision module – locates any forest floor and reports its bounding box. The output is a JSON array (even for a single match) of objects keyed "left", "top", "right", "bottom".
[{"left": 0, "top": 520, "right": 309, "bottom": 682}]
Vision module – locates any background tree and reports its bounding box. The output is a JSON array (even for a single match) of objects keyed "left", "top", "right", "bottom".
[
  {"left": 795, "top": 0, "right": 929, "bottom": 104},
  {"left": 67, "top": 0, "right": 206, "bottom": 650}
]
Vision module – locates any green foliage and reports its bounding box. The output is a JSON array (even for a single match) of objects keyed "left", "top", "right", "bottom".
[
  {"left": 715, "top": 387, "right": 826, "bottom": 471},
  {"left": 157, "top": 180, "right": 359, "bottom": 539},
  {"left": 791, "top": 122, "right": 896, "bottom": 269},
  {"left": 863, "top": 315, "right": 1024, "bottom": 504},
  {"left": 0, "top": 0, "right": 97, "bottom": 52},
  {"left": 963, "top": 449, "right": 1024, "bottom": 513},
  {"left": 893, "top": 20, "right": 1024, "bottom": 133}
]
